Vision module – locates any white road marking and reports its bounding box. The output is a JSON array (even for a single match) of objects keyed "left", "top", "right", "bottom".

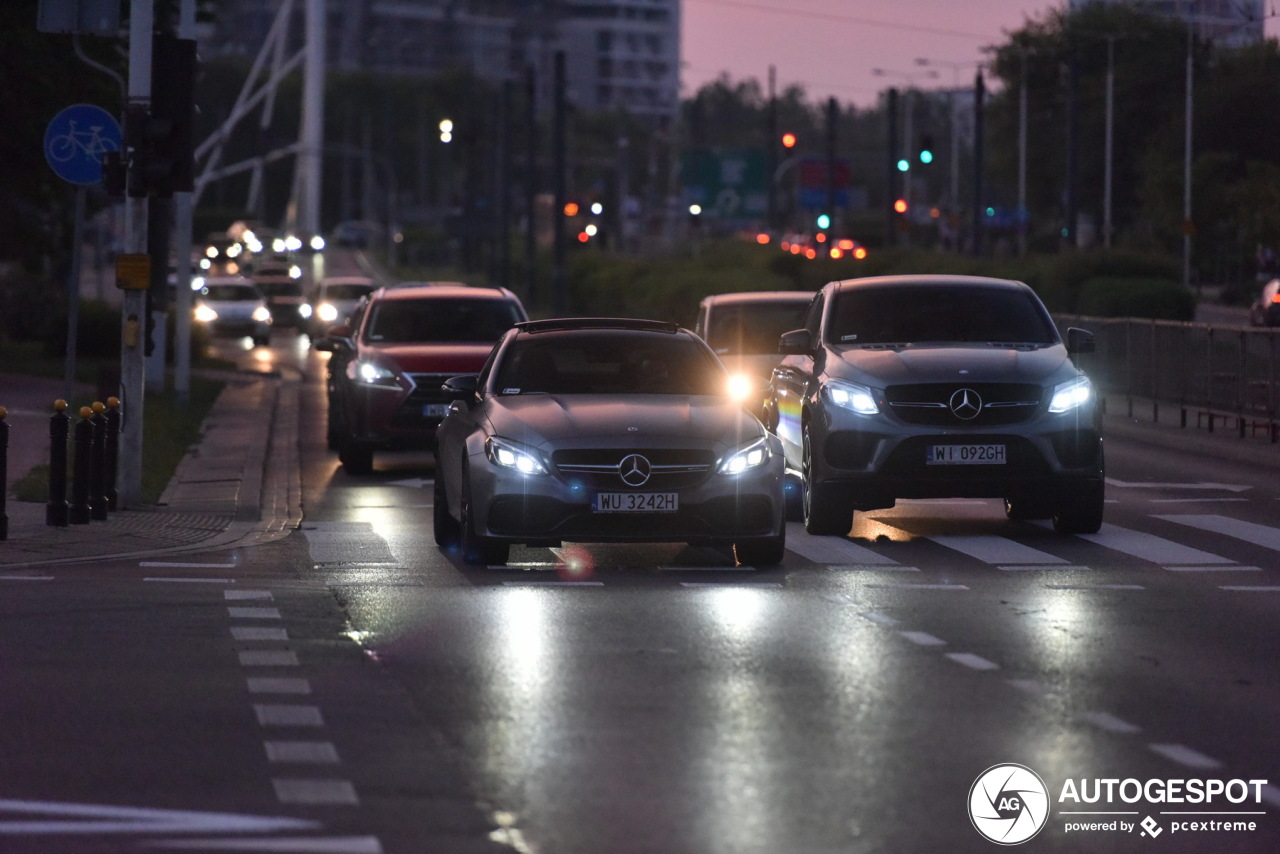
[
  {"left": 1074, "top": 523, "right": 1234, "bottom": 565},
  {"left": 1157, "top": 515, "right": 1280, "bottom": 551},
  {"left": 140, "top": 561, "right": 237, "bottom": 568},
  {"left": 0, "top": 799, "right": 317, "bottom": 835},
  {"left": 946, "top": 653, "right": 998, "bottom": 670},
  {"left": 1106, "top": 479, "right": 1249, "bottom": 492},
  {"left": 232, "top": 627, "right": 288, "bottom": 642},
  {"left": 264, "top": 741, "right": 341, "bottom": 764},
  {"left": 151, "top": 836, "right": 383, "bottom": 853},
  {"left": 899, "top": 631, "right": 946, "bottom": 646},
  {"left": 271, "top": 779, "right": 359, "bottom": 806},
  {"left": 227, "top": 607, "right": 281, "bottom": 620},
  {"left": 1046, "top": 584, "right": 1145, "bottom": 590},
  {"left": 999, "top": 565, "right": 1091, "bottom": 572},
  {"left": 0, "top": 576, "right": 54, "bottom": 581},
  {"left": 866, "top": 583, "right": 969, "bottom": 590},
  {"left": 1219, "top": 586, "right": 1280, "bottom": 592},
  {"left": 786, "top": 525, "right": 897, "bottom": 564},
  {"left": 930, "top": 534, "right": 1068, "bottom": 565},
  {"left": 859, "top": 612, "right": 899, "bottom": 626},
  {"left": 1078, "top": 711, "right": 1142, "bottom": 734},
  {"left": 143, "top": 577, "right": 234, "bottom": 584},
  {"left": 254, "top": 705, "right": 324, "bottom": 727},
  {"left": 829, "top": 565, "right": 920, "bottom": 572},
  {"left": 1149, "top": 743, "right": 1223, "bottom": 770},
  {"left": 500, "top": 581, "right": 605, "bottom": 587},
  {"left": 238, "top": 650, "right": 299, "bottom": 667},
  {"left": 1164, "top": 566, "right": 1261, "bottom": 573},
  {"left": 247, "top": 678, "right": 311, "bottom": 695},
  {"left": 679, "top": 582, "right": 784, "bottom": 588},
  {"left": 225, "top": 590, "right": 272, "bottom": 601}
]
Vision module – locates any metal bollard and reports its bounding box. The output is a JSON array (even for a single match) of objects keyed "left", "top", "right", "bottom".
[
  {"left": 0, "top": 406, "right": 8, "bottom": 541},
  {"left": 69, "top": 406, "right": 93, "bottom": 525},
  {"left": 46, "top": 400, "right": 70, "bottom": 527},
  {"left": 104, "top": 396, "right": 120, "bottom": 511},
  {"left": 89, "top": 401, "right": 108, "bottom": 521}
]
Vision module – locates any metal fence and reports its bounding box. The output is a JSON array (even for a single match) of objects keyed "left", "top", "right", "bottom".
[{"left": 1054, "top": 315, "right": 1280, "bottom": 442}]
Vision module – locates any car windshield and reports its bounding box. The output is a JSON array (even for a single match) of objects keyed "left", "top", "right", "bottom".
[
  {"left": 704, "top": 300, "right": 811, "bottom": 355},
  {"left": 828, "top": 285, "right": 1058, "bottom": 346},
  {"left": 495, "top": 332, "right": 726, "bottom": 395},
  {"left": 202, "top": 285, "right": 258, "bottom": 302},
  {"left": 322, "top": 283, "right": 373, "bottom": 301},
  {"left": 365, "top": 298, "right": 523, "bottom": 343}
]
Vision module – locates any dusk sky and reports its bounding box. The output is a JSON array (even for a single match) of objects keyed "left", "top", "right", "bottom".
[{"left": 680, "top": 0, "right": 1279, "bottom": 108}]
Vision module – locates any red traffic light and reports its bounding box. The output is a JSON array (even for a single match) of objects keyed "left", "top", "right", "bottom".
[
  {"left": 781, "top": 132, "right": 797, "bottom": 149},
  {"left": 893, "top": 198, "right": 909, "bottom": 214}
]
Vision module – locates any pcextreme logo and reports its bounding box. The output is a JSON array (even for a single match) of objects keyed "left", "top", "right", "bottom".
[{"left": 969, "top": 764, "right": 1271, "bottom": 845}]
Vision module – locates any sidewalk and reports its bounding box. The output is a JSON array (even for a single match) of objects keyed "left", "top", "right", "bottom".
[{"left": 0, "top": 371, "right": 301, "bottom": 568}]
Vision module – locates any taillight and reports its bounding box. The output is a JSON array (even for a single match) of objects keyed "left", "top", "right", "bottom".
[{"left": 1271, "top": 293, "right": 1280, "bottom": 304}]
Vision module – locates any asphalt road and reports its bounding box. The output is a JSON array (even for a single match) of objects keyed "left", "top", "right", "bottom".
[{"left": 0, "top": 329, "right": 1277, "bottom": 853}]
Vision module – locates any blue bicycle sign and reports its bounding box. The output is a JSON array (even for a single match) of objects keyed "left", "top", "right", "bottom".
[{"left": 44, "top": 104, "right": 122, "bottom": 185}]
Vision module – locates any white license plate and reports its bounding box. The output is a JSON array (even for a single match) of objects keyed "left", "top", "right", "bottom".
[
  {"left": 592, "top": 492, "right": 679, "bottom": 513},
  {"left": 423, "top": 403, "right": 450, "bottom": 418},
  {"left": 926, "top": 444, "right": 1006, "bottom": 465}
]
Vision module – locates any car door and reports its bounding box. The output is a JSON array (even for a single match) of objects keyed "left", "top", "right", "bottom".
[{"left": 770, "top": 292, "right": 824, "bottom": 463}]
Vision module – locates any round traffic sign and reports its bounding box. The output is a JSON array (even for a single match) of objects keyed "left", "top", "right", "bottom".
[{"left": 44, "top": 104, "right": 122, "bottom": 185}]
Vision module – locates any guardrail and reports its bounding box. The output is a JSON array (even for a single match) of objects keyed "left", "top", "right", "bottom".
[{"left": 1056, "top": 315, "right": 1280, "bottom": 442}]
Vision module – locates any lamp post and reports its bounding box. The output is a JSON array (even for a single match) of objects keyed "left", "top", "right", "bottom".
[{"left": 872, "top": 67, "right": 938, "bottom": 210}]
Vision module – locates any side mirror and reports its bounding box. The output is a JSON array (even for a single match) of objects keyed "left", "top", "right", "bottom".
[
  {"left": 442, "top": 374, "right": 480, "bottom": 401},
  {"left": 778, "top": 328, "right": 814, "bottom": 356},
  {"left": 1066, "top": 327, "right": 1095, "bottom": 355}
]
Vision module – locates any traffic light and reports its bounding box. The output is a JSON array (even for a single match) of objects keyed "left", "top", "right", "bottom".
[
  {"left": 816, "top": 213, "right": 831, "bottom": 230},
  {"left": 918, "top": 134, "right": 935, "bottom": 165},
  {"left": 781, "top": 132, "right": 797, "bottom": 149},
  {"left": 126, "top": 35, "right": 196, "bottom": 197},
  {"left": 896, "top": 157, "right": 910, "bottom": 173},
  {"left": 893, "top": 198, "right": 908, "bottom": 214}
]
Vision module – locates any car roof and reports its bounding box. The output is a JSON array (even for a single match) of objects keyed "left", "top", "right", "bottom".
[
  {"left": 699, "top": 290, "right": 814, "bottom": 307},
  {"left": 369, "top": 283, "right": 519, "bottom": 301},
  {"left": 826, "top": 274, "right": 1032, "bottom": 293},
  {"left": 515, "top": 318, "right": 682, "bottom": 335},
  {"left": 319, "top": 275, "right": 374, "bottom": 286},
  {"left": 201, "top": 276, "right": 255, "bottom": 287}
]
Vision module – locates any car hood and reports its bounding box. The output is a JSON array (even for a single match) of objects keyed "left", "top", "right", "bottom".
[
  {"left": 829, "top": 343, "right": 1078, "bottom": 387},
  {"left": 367, "top": 342, "right": 496, "bottom": 375},
  {"left": 484, "top": 395, "right": 765, "bottom": 451}
]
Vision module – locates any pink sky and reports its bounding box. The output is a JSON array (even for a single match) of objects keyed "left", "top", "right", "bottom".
[{"left": 681, "top": 0, "right": 1278, "bottom": 108}]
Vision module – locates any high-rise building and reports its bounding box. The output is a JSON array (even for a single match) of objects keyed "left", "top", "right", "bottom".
[
  {"left": 204, "top": 0, "right": 680, "bottom": 123},
  {"left": 1067, "top": 0, "right": 1265, "bottom": 47}
]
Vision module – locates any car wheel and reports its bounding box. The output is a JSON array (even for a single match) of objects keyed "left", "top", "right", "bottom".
[
  {"left": 802, "top": 422, "right": 851, "bottom": 536},
  {"left": 459, "top": 468, "right": 509, "bottom": 566},
  {"left": 734, "top": 533, "right": 786, "bottom": 567},
  {"left": 433, "top": 474, "right": 460, "bottom": 548},
  {"left": 339, "top": 442, "right": 374, "bottom": 476},
  {"left": 1005, "top": 496, "right": 1054, "bottom": 521},
  {"left": 1052, "top": 479, "right": 1105, "bottom": 534}
]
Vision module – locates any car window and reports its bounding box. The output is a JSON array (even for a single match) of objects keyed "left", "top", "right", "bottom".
[
  {"left": 828, "top": 286, "right": 1058, "bottom": 346},
  {"left": 322, "top": 283, "right": 373, "bottom": 301},
  {"left": 704, "top": 301, "right": 811, "bottom": 356},
  {"left": 365, "top": 298, "right": 523, "bottom": 343},
  {"left": 804, "top": 294, "right": 825, "bottom": 336},
  {"left": 495, "top": 333, "right": 725, "bottom": 395}
]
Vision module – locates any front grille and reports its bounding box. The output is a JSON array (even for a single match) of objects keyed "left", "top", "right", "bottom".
[
  {"left": 886, "top": 383, "right": 1042, "bottom": 426},
  {"left": 404, "top": 373, "right": 456, "bottom": 407},
  {"left": 552, "top": 448, "right": 715, "bottom": 490}
]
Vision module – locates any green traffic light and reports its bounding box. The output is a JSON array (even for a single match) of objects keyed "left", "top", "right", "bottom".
[
  {"left": 896, "top": 158, "right": 910, "bottom": 172},
  {"left": 919, "top": 150, "right": 933, "bottom": 164},
  {"left": 816, "top": 214, "right": 831, "bottom": 229}
]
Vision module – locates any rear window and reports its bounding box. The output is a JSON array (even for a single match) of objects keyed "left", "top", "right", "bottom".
[
  {"left": 496, "top": 331, "right": 725, "bottom": 395},
  {"left": 365, "top": 298, "right": 523, "bottom": 343},
  {"left": 828, "top": 285, "right": 1058, "bottom": 346},
  {"left": 202, "top": 285, "right": 259, "bottom": 302},
  {"left": 704, "top": 300, "right": 811, "bottom": 355}
]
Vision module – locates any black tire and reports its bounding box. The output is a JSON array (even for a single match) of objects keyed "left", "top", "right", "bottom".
[
  {"left": 734, "top": 533, "right": 786, "bottom": 566},
  {"left": 1052, "top": 479, "right": 1105, "bottom": 534},
  {"left": 1005, "top": 496, "right": 1054, "bottom": 521},
  {"left": 459, "top": 472, "right": 509, "bottom": 566},
  {"left": 433, "top": 475, "right": 460, "bottom": 548},
  {"left": 802, "top": 423, "right": 852, "bottom": 536},
  {"left": 339, "top": 442, "right": 374, "bottom": 476}
]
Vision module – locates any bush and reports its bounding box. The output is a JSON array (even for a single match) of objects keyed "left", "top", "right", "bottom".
[
  {"left": 1075, "top": 276, "right": 1195, "bottom": 320},
  {"left": 1036, "top": 250, "right": 1181, "bottom": 313}
]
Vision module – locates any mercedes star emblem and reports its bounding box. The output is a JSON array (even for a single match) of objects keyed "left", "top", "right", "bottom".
[
  {"left": 948, "top": 388, "right": 983, "bottom": 420},
  {"left": 618, "top": 453, "right": 652, "bottom": 486}
]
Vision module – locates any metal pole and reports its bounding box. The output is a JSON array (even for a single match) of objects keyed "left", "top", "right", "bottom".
[
  {"left": 65, "top": 187, "right": 85, "bottom": 405},
  {"left": 551, "top": 51, "right": 567, "bottom": 315},
  {"left": 1104, "top": 37, "right": 1115, "bottom": 249},
  {"left": 1183, "top": 17, "right": 1194, "bottom": 290},
  {"left": 1017, "top": 53, "right": 1028, "bottom": 257}
]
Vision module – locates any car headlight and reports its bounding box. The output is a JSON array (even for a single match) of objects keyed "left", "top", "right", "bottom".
[
  {"left": 350, "top": 360, "right": 400, "bottom": 387},
  {"left": 194, "top": 304, "right": 217, "bottom": 323},
  {"left": 252, "top": 306, "right": 271, "bottom": 323},
  {"left": 1048, "top": 375, "right": 1092, "bottom": 413},
  {"left": 317, "top": 303, "right": 340, "bottom": 323},
  {"left": 299, "top": 303, "right": 313, "bottom": 319},
  {"left": 718, "top": 437, "right": 771, "bottom": 475},
  {"left": 824, "top": 380, "right": 879, "bottom": 415},
  {"left": 486, "top": 436, "right": 549, "bottom": 475}
]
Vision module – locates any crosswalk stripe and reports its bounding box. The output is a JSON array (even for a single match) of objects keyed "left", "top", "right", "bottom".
[
  {"left": 1073, "top": 522, "right": 1234, "bottom": 565},
  {"left": 1156, "top": 514, "right": 1280, "bottom": 551},
  {"left": 785, "top": 523, "right": 897, "bottom": 565},
  {"left": 929, "top": 534, "right": 1068, "bottom": 565}
]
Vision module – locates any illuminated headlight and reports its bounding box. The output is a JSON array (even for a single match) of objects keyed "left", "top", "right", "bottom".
[
  {"left": 289, "top": 265, "right": 302, "bottom": 279},
  {"left": 486, "top": 436, "right": 548, "bottom": 475},
  {"left": 1049, "top": 376, "right": 1092, "bottom": 413},
  {"left": 824, "top": 380, "right": 879, "bottom": 415},
  {"left": 194, "top": 304, "right": 218, "bottom": 323},
  {"left": 251, "top": 306, "right": 271, "bottom": 323},
  {"left": 317, "top": 303, "right": 340, "bottom": 323},
  {"left": 299, "top": 303, "right": 313, "bottom": 319},
  {"left": 351, "top": 360, "right": 399, "bottom": 387},
  {"left": 719, "top": 437, "right": 771, "bottom": 475},
  {"left": 726, "top": 372, "right": 755, "bottom": 404},
  {"left": 310, "top": 235, "right": 326, "bottom": 251}
]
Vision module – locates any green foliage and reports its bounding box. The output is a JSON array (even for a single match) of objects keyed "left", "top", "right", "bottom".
[
  {"left": 1033, "top": 250, "right": 1181, "bottom": 313},
  {"left": 1076, "top": 277, "right": 1195, "bottom": 320}
]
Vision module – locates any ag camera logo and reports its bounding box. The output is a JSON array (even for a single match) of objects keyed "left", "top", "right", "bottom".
[{"left": 969, "top": 764, "right": 1050, "bottom": 845}]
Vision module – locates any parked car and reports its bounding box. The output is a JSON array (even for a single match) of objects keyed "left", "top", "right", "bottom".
[
  {"left": 1249, "top": 278, "right": 1280, "bottom": 327},
  {"left": 252, "top": 262, "right": 307, "bottom": 329},
  {"left": 694, "top": 290, "right": 814, "bottom": 417},
  {"left": 766, "top": 275, "right": 1103, "bottom": 535},
  {"left": 192, "top": 277, "right": 271, "bottom": 346},
  {"left": 307, "top": 275, "right": 376, "bottom": 340},
  {"left": 433, "top": 317, "right": 787, "bottom": 566},
  {"left": 315, "top": 283, "right": 528, "bottom": 474}
]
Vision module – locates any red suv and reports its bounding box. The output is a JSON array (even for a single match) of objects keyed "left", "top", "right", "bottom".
[{"left": 316, "top": 283, "right": 528, "bottom": 474}]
